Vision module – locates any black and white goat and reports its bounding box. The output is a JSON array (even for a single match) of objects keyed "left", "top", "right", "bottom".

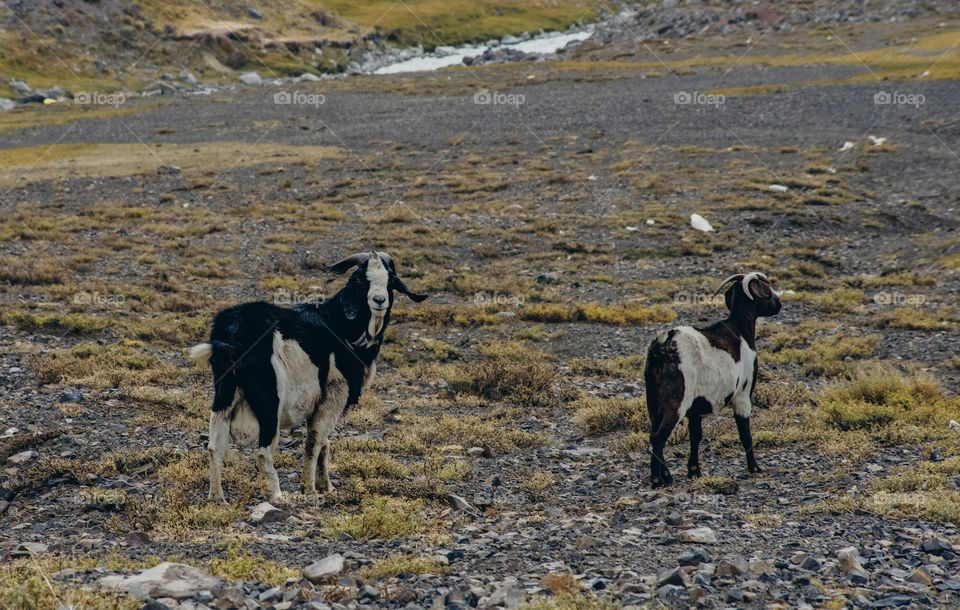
[
  {"left": 644, "top": 272, "right": 781, "bottom": 488},
  {"left": 189, "top": 251, "right": 427, "bottom": 502}
]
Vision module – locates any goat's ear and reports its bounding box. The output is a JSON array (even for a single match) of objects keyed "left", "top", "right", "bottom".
[
  {"left": 749, "top": 278, "right": 773, "bottom": 300},
  {"left": 391, "top": 276, "right": 428, "bottom": 303},
  {"left": 340, "top": 276, "right": 365, "bottom": 319}
]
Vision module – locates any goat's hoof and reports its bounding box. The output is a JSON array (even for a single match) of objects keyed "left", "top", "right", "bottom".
[
  {"left": 749, "top": 467, "right": 764, "bottom": 476},
  {"left": 208, "top": 492, "right": 225, "bottom": 503},
  {"left": 269, "top": 493, "right": 284, "bottom": 504},
  {"left": 688, "top": 467, "right": 702, "bottom": 478}
]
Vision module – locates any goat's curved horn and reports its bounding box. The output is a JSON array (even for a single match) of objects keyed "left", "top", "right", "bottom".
[
  {"left": 713, "top": 274, "right": 745, "bottom": 298},
  {"left": 325, "top": 252, "right": 371, "bottom": 274}
]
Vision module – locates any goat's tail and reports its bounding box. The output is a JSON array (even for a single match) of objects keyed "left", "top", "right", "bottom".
[
  {"left": 190, "top": 341, "right": 242, "bottom": 412},
  {"left": 188, "top": 343, "right": 213, "bottom": 364}
]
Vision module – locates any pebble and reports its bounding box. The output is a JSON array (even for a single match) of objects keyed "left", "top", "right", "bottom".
[
  {"left": 303, "top": 554, "right": 344, "bottom": 583},
  {"left": 678, "top": 526, "right": 717, "bottom": 544}
]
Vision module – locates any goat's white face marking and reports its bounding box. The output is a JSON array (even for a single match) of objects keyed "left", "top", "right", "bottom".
[{"left": 365, "top": 257, "right": 389, "bottom": 341}]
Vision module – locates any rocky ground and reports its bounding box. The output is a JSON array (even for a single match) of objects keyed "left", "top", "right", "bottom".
[{"left": 1, "top": 2, "right": 960, "bottom": 610}]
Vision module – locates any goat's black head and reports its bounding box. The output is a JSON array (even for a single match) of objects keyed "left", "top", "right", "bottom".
[
  {"left": 714, "top": 272, "right": 781, "bottom": 317},
  {"left": 326, "top": 251, "right": 428, "bottom": 325}
]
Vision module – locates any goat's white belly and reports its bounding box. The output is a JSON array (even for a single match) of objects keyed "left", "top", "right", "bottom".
[
  {"left": 271, "top": 333, "right": 324, "bottom": 429},
  {"left": 674, "top": 328, "right": 755, "bottom": 418}
]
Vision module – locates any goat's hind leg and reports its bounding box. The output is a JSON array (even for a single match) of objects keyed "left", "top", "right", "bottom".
[
  {"left": 207, "top": 410, "right": 230, "bottom": 502},
  {"left": 650, "top": 409, "right": 680, "bottom": 488},
  {"left": 300, "top": 416, "right": 322, "bottom": 495},
  {"left": 318, "top": 438, "right": 333, "bottom": 493}
]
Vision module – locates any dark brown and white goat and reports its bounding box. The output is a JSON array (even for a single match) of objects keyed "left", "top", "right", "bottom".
[
  {"left": 189, "top": 251, "right": 427, "bottom": 502},
  {"left": 644, "top": 272, "right": 781, "bottom": 488}
]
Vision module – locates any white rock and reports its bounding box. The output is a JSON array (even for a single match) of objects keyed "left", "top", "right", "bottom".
[
  {"left": 239, "top": 72, "right": 262, "bottom": 86},
  {"left": 690, "top": 213, "right": 714, "bottom": 232},
  {"left": 868, "top": 135, "right": 887, "bottom": 146},
  {"left": 626, "top": 226, "right": 639, "bottom": 232},
  {"left": 949, "top": 420, "right": 960, "bottom": 432},
  {"left": 678, "top": 526, "right": 717, "bottom": 544},
  {"left": 769, "top": 184, "right": 788, "bottom": 192},
  {"left": 646, "top": 219, "right": 655, "bottom": 225},
  {"left": 0, "top": 98, "right": 15, "bottom": 112},
  {"left": 7, "top": 450, "right": 37, "bottom": 465},
  {"left": 296, "top": 73, "right": 321, "bottom": 82},
  {"left": 99, "top": 563, "right": 222, "bottom": 600},
  {"left": 839, "top": 141, "right": 854, "bottom": 151},
  {"left": 303, "top": 554, "right": 345, "bottom": 583}
]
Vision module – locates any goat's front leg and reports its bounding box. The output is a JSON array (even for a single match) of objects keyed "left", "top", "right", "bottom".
[
  {"left": 687, "top": 414, "right": 703, "bottom": 478},
  {"left": 734, "top": 413, "right": 762, "bottom": 474},
  {"left": 258, "top": 435, "right": 283, "bottom": 503}
]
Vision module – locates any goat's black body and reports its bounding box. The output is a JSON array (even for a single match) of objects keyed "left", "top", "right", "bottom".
[
  {"left": 194, "top": 251, "right": 428, "bottom": 502},
  {"left": 206, "top": 298, "right": 383, "bottom": 448}
]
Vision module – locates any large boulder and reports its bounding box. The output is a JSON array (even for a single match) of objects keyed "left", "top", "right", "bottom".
[{"left": 99, "top": 562, "right": 222, "bottom": 600}]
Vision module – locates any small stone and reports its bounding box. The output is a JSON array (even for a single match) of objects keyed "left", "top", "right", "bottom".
[
  {"left": 258, "top": 587, "right": 282, "bottom": 602},
  {"left": 238, "top": 72, "right": 262, "bottom": 86},
  {"left": 446, "top": 493, "right": 476, "bottom": 513},
  {"left": 358, "top": 584, "right": 379, "bottom": 600},
  {"left": 716, "top": 555, "right": 749, "bottom": 577},
  {"left": 871, "top": 595, "right": 915, "bottom": 608},
  {"left": 922, "top": 538, "right": 953, "bottom": 555},
  {"left": 303, "top": 554, "right": 344, "bottom": 583},
  {"left": 678, "top": 527, "right": 717, "bottom": 544},
  {"left": 488, "top": 579, "right": 523, "bottom": 608},
  {"left": 750, "top": 558, "right": 776, "bottom": 577},
  {"left": 59, "top": 388, "right": 84, "bottom": 402},
  {"left": 678, "top": 547, "right": 712, "bottom": 566},
  {"left": 7, "top": 450, "right": 37, "bottom": 465},
  {"left": 656, "top": 566, "right": 688, "bottom": 588},
  {"left": 246, "top": 7, "right": 264, "bottom": 19},
  {"left": 248, "top": 502, "right": 290, "bottom": 524},
  {"left": 124, "top": 531, "right": 151, "bottom": 546},
  {"left": 800, "top": 556, "right": 821, "bottom": 571},
  {"left": 466, "top": 447, "right": 486, "bottom": 457},
  {"left": 906, "top": 567, "right": 933, "bottom": 586}
]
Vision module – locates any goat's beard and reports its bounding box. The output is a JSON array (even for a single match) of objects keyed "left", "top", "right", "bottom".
[{"left": 364, "top": 309, "right": 386, "bottom": 347}]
